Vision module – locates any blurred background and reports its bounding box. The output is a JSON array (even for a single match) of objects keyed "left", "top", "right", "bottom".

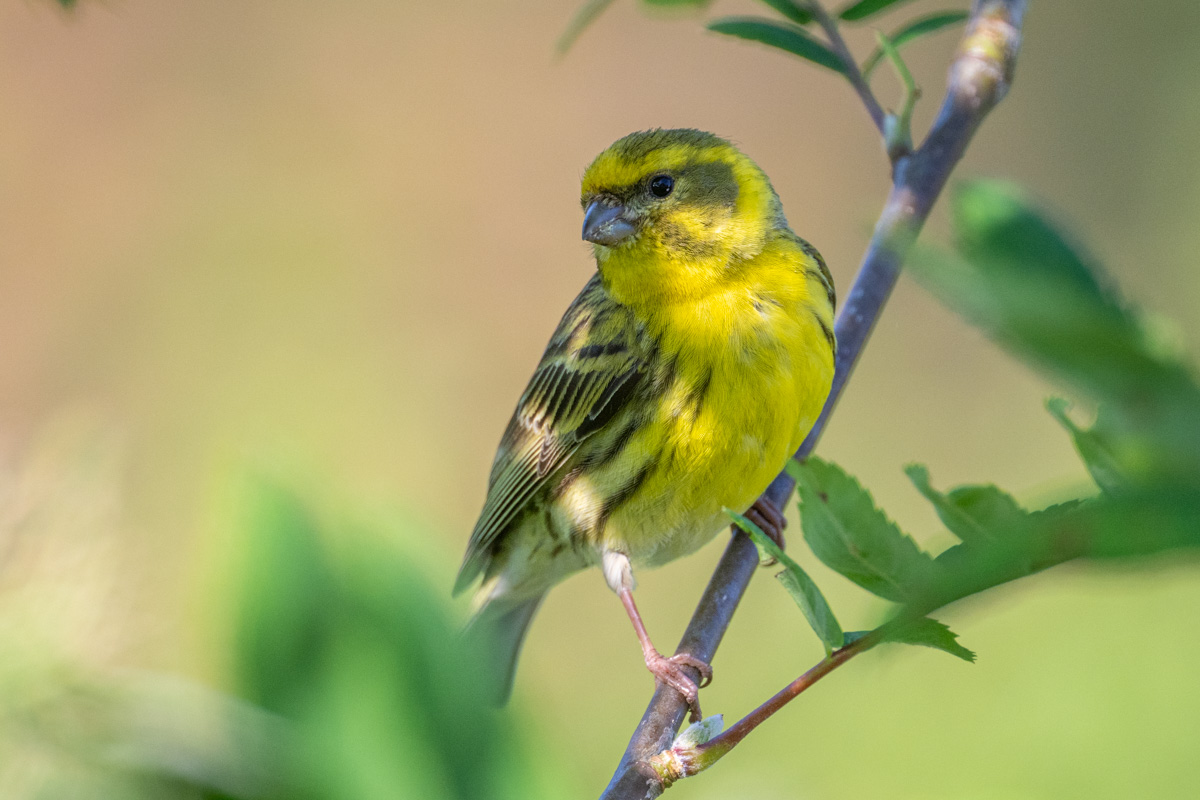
[{"left": 2, "top": 0, "right": 1199, "bottom": 797}]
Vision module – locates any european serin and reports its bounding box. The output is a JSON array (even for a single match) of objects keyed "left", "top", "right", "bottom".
[{"left": 455, "top": 129, "right": 836, "bottom": 720}]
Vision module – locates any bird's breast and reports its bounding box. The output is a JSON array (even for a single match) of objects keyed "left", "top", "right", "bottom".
[{"left": 602, "top": 284, "right": 833, "bottom": 565}]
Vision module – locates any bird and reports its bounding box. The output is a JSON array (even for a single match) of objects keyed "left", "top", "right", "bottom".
[{"left": 454, "top": 129, "right": 836, "bottom": 720}]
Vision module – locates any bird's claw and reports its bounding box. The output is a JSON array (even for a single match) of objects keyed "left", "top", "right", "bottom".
[
  {"left": 746, "top": 497, "right": 787, "bottom": 565},
  {"left": 670, "top": 653, "right": 713, "bottom": 688},
  {"left": 645, "top": 650, "right": 713, "bottom": 722}
]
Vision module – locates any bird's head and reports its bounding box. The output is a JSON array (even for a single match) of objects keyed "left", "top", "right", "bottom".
[{"left": 580, "top": 129, "right": 785, "bottom": 306}]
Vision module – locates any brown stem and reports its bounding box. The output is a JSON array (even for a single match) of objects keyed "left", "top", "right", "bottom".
[
  {"left": 600, "top": 2, "right": 1027, "bottom": 798},
  {"left": 699, "top": 628, "right": 881, "bottom": 755},
  {"left": 651, "top": 629, "right": 886, "bottom": 788}
]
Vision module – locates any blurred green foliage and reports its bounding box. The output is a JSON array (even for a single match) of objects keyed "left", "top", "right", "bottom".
[
  {"left": 0, "top": 477, "right": 565, "bottom": 800},
  {"left": 232, "top": 482, "right": 560, "bottom": 800},
  {"left": 564, "top": 0, "right": 969, "bottom": 88},
  {"left": 933, "top": 182, "right": 1200, "bottom": 491},
  {"left": 772, "top": 181, "right": 1200, "bottom": 676},
  {"left": 686, "top": 180, "right": 1200, "bottom": 793}
]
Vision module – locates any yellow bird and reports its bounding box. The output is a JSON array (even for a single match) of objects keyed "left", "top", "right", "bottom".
[{"left": 455, "top": 129, "right": 835, "bottom": 719}]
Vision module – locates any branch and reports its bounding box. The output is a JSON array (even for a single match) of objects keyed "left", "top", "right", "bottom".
[
  {"left": 806, "top": 1, "right": 887, "bottom": 137},
  {"left": 600, "top": 2, "right": 1027, "bottom": 797}
]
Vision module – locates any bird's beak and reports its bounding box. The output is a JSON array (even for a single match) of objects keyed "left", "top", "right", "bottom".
[{"left": 582, "top": 198, "right": 636, "bottom": 246}]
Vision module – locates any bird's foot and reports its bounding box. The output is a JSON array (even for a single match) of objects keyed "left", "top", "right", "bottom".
[
  {"left": 745, "top": 496, "right": 787, "bottom": 564},
  {"left": 645, "top": 650, "right": 713, "bottom": 723}
]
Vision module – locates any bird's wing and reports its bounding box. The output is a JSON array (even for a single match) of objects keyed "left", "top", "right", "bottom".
[{"left": 454, "top": 274, "right": 647, "bottom": 594}]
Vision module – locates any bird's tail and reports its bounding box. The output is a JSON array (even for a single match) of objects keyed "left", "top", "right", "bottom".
[{"left": 464, "top": 593, "right": 545, "bottom": 705}]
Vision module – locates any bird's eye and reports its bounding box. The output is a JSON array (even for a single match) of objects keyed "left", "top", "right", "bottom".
[{"left": 648, "top": 174, "right": 674, "bottom": 198}]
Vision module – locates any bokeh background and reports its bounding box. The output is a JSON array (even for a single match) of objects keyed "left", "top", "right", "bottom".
[{"left": 3, "top": 0, "right": 1200, "bottom": 797}]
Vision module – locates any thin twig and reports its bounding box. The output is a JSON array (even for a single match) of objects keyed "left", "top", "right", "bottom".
[
  {"left": 877, "top": 31, "right": 922, "bottom": 161},
  {"left": 806, "top": 1, "right": 888, "bottom": 138},
  {"left": 650, "top": 628, "right": 886, "bottom": 787},
  {"left": 600, "top": 2, "right": 1027, "bottom": 797}
]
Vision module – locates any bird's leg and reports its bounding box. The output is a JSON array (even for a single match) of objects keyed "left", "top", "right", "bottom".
[
  {"left": 602, "top": 550, "right": 712, "bottom": 721},
  {"left": 744, "top": 495, "right": 787, "bottom": 565},
  {"left": 618, "top": 587, "right": 712, "bottom": 723}
]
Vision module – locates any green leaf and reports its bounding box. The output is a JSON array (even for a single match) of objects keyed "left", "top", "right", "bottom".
[
  {"left": 1044, "top": 396, "right": 1196, "bottom": 497},
  {"left": 885, "top": 617, "right": 975, "bottom": 662},
  {"left": 929, "top": 497, "right": 1081, "bottom": 598},
  {"left": 1046, "top": 398, "right": 1134, "bottom": 493},
  {"left": 1070, "top": 491, "right": 1200, "bottom": 560},
  {"left": 814, "top": 468, "right": 1198, "bottom": 632},
  {"left": 556, "top": 0, "right": 619, "bottom": 55},
  {"left": 726, "top": 508, "right": 844, "bottom": 654},
  {"left": 1029, "top": 497, "right": 1085, "bottom": 523},
  {"left": 838, "top": 0, "right": 915, "bottom": 22},
  {"left": 862, "top": 11, "right": 969, "bottom": 77},
  {"left": 788, "top": 457, "right": 935, "bottom": 602},
  {"left": 920, "top": 491, "right": 1200, "bottom": 614},
  {"left": 775, "top": 572, "right": 841, "bottom": 655},
  {"left": 914, "top": 181, "right": 1200, "bottom": 489},
  {"left": 842, "top": 630, "right": 872, "bottom": 646},
  {"left": 953, "top": 181, "right": 1118, "bottom": 310},
  {"left": 232, "top": 482, "right": 551, "bottom": 800},
  {"left": 911, "top": 230, "right": 1182, "bottom": 412},
  {"left": 905, "top": 464, "right": 1025, "bottom": 545},
  {"left": 844, "top": 618, "right": 974, "bottom": 662},
  {"left": 234, "top": 480, "right": 333, "bottom": 716},
  {"left": 708, "top": 17, "right": 847, "bottom": 75},
  {"left": 753, "top": 0, "right": 814, "bottom": 25}
]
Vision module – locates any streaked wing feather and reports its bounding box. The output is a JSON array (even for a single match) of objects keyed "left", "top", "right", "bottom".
[{"left": 455, "top": 275, "right": 645, "bottom": 593}]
